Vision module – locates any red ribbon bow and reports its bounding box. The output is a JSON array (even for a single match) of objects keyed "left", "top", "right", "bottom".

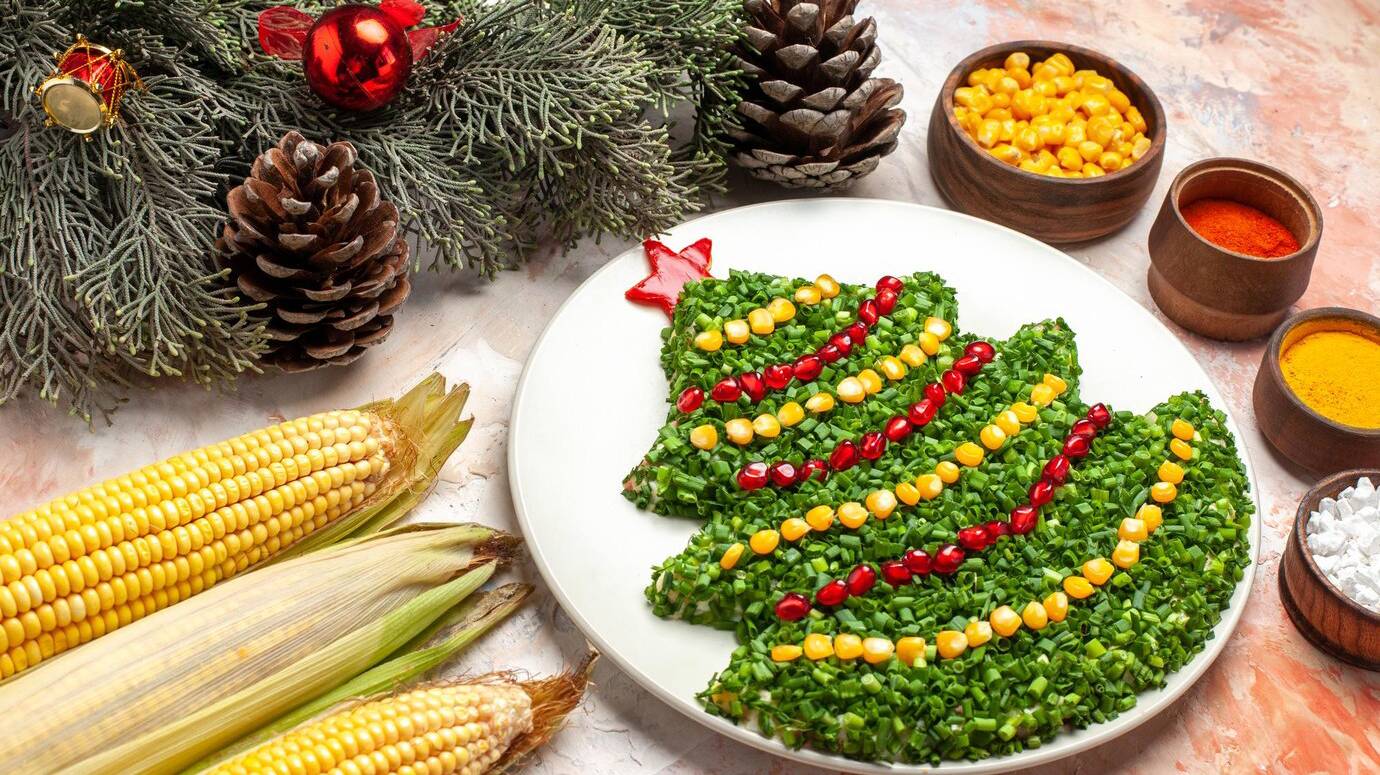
[{"left": 259, "top": 0, "right": 460, "bottom": 61}]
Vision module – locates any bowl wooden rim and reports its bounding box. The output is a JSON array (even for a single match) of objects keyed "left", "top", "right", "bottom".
[
  {"left": 1292, "top": 467, "right": 1380, "bottom": 625},
  {"left": 1264, "top": 306, "right": 1380, "bottom": 438},
  {"left": 938, "top": 39, "right": 1167, "bottom": 185},
  {"left": 1166, "top": 157, "right": 1322, "bottom": 264}
]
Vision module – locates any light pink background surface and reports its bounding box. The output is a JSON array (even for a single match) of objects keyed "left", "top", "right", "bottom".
[{"left": 3, "top": 1, "right": 1379, "bottom": 772}]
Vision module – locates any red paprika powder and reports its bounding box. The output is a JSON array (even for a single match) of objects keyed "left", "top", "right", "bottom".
[{"left": 1179, "top": 198, "right": 1300, "bottom": 258}]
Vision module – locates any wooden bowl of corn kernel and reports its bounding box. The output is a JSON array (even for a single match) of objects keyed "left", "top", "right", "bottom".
[{"left": 928, "top": 41, "right": 1167, "bottom": 244}]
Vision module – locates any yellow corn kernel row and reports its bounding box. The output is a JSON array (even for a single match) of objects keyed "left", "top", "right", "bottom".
[
  {"left": 771, "top": 419, "right": 1196, "bottom": 667},
  {"left": 0, "top": 410, "right": 394, "bottom": 679},
  {"left": 954, "top": 50, "right": 1151, "bottom": 179},
  {"left": 694, "top": 274, "right": 843, "bottom": 352},
  {"left": 206, "top": 682, "right": 533, "bottom": 775}
]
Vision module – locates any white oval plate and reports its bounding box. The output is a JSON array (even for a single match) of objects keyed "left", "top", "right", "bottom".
[{"left": 509, "top": 199, "right": 1260, "bottom": 774}]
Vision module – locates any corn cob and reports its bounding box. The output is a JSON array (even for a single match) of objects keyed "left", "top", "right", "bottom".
[{"left": 0, "top": 374, "right": 471, "bottom": 679}]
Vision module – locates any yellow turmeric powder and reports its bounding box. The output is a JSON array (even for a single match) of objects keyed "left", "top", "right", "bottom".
[{"left": 1279, "top": 325, "right": 1380, "bottom": 429}]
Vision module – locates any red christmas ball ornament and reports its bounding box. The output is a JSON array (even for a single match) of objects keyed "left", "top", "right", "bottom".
[
  {"left": 304, "top": 5, "right": 414, "bottom": 112},
  {"left": 775, "top": 592, "right": 811, "bottom": 621}
]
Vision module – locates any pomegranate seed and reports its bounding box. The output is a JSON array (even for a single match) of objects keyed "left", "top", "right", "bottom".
[
  {"left": 884, "top": 415, "right": 913, "bottom": 442},
  {"left": 957, "top": 525, "right": 990, "bottom": 551},
  {"left": 985, "top": 520, "right": 1009, "bottom": 538},
  {"left": 815, "top": 579, "right": 848, "bottom": 607},
  {"left": 829, "top": 332, "right": 854, "bottom": 355},
  {"left": 710, "top": 377, "right": 741, "bottom": 402},
  {"left": 768, "top": 461, "right": 798, "bottom": 487},
  {"left": 907, "top": 398, "right": 938, "bottom": 427},
  {"left": 1063, "top": 434, "right": 1091, "bottom": 459},
  {"left": 1010, "top": 504, "right": 1039, "bottom": 534},
  {"left": 1042, "top": 454, "right": 1071, "bottom": 484},
  {"left": 876, "top": 275, "right": 904, "bottom": 293},
  {"left": 676, "top": 386, "right": 704, "bottom": 413},
  {"left": 845, "top": 322, "right": 868, "bottom": 342},
  {"left": 858, "top": 299, "right": 880, "bottom": 325},
  {"left": 793, "top": 354, "right": 823, "bottom": 382},
  {"left": 763, "top": 364, "right": 794, "bottom": 390},
  {"left": 875, "top": 288, "right": 898, "bottom": 315},
  {"left": 924, "top": 382, "right": 947, "bottom": 407},
  {"left": 799, "top": 459, "right": 828, "bottom": 483},
  {"left": 860, "top": 432, "right": 886, "bottom": 460},
  {"left": 775, "top": 592, "right": 812, "bottom": 621},
  {"left": 818, "top": 343, "right": 843, "bottom": 363},
  {"left": 1086, "top": 403, "right": 1112, "bottom": 428},
  {"left": 1069, "top": 419, "right": 1098, "bottom": 439},
  {"left": 1028, "top": 478, "right": 1056, "bottom": 507},
  {"left": 738, "top": 371, "right": 766, "bottom": 402},
  {"left": 737, "top": 462, "right": 769, "bottom": 490},
  {"left": 902, "top": 548, "right": 932, "bottom": 575},
  {"left": 880, "top": 560, "right": 912, "bottom": 586},
  {"left": 941, "top": 369, "right": 966, "bottom": 394},
  {"left": 829, "top": 440, "right": 860, "bottom": 471},
  {"left": 845, "top": 564, "right": 878, "bottom": 596},
  {"left": 954, "top": 354, "right": 983, "bottom": 376},
  {"left": 933, "top": 544, "right": 966, "bottom": 574},
  {"left": 965, "top": 340, "right": 995, "bottom": 363}
]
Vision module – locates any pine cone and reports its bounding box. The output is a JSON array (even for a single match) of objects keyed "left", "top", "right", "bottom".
[
  {"left": 729, "top": 0, "right": 906, "bottom": 190},
  {"left": 218, "top": 132, "right": 411, "bottom": 372}
]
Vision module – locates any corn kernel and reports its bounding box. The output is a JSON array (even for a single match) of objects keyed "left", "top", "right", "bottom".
[
  {"left": 836, "top": 377, "right": 866, "bottom": 404},
  {"left": 979, "top": 424, "right": 1007, "bottom": 451},
  {"left": 689, "top": 424, "right": 718, "bottom": 451},
  {"left": 995, "top": 410, "right": 1022, "bottom": 436},
  {"left": 749, "top": 529, "right": 779, "bottom": 555},
  {"left": 1030, "top": 383, "right": 1056, "bottom": 406},
  {"left": 1118, "top": 517, "right": 1148, "bottom": 542},
  {"left": 804, "top": 633, "right": 834, "bottom": 660},
  {"left": 965, "top": 620, "right": 994, "bottom": 648},
  {"left": 723, "top": 319, "right": 750, "bottom": 344},
  {"left": 1170, "top": 438, "right": 1193, "bottom": 461},
  {"left": 719, "top": 543, "right": 744, "bottom": 570},
  {"left": 858, "top": 369, "right": 883, "bottom": 395},
  {"left": 771, "top": 644, "right": 803, "bottom": 662},
  {"left": 794, "top": 285, "right": 822, "bottom": 305},
  {"left": 862, "top": 637, "right": 895, "bottom": 664},
  {"left": 1158, "top": 460, "right": 1185, "bottom": 484},
  {"left": 834, "top": 633, "right": 864, "bottom": 660},
  {"left": 1082, "top": 558, "right": 1114, "bottom": 585},
  {"left": 805, "top": 393, "right": 835, "bottom": 413},
  {"left": 915, "top": 473, "right": 944, "bottom": 500},
  {"left": 990, "top": 605, "right": 1023, "bottom": 637},
  {"left": 955, "top": 442, "right": 985, "bottom": 467},
  {"left": 1022, "top": 600, "right": 1049, "bottom": 630},
  {"left": 1010, "top": 402, "right": 1038, "bottom": 424},
  {"left": 1171, "top": 418, "right": 1195, "bottom": 441},
  {"left": 693, "top": 330, "right": 722, "bottom": 352},
  {"left": 1150, "top": 481, "right": 1177, "bottom": 503},
  {"left": 918, "top": 332, "right": 941, "bottom": 356},
  {"left": 748, "top": 308, "right": 774, "bottom": 336},
  {"left": 1043, "top": 373, "right": 1068, "bottom": 395},
  {"left": 935, "top": 461, "right": 961, "bottom": 484},
  {"left": 895, "top": 481, "right": 921, "bottom": 506},
  {"left": 990, "top": 143, "right": 1023, "bottom": 165},
  {"left": 724, "top": 418, "right": 753, "bottom": 445},
  {"left": 1127, "top": 106, "right": 1148, "bottom": 133},
  {"left": 976, "top": 118, "right": 1001, "bottom": 148},
  {"left": 1004, "top": 52, "right": 1030, "bottom": 71},
  {"left": 924, "top": 317, "right": 952, "bottom": 341},
  {"left": 1043, "top": 591, "right": 1069, "bottom": 622},
  {"left": 775, "top": 402, "right": 805, "bottom": 428},
  {"left": 781, "top": 518, "right": 810, "bottom": 542},
  {"left": 899, "top": 344, "right": 927, "bottom": 368},
  {"left": 936, "top": 630, "right": 968, "bottom": 659},
  {"left": 1137, "top": 504, "right": 1163, "bottom": 532},
  {"left": 838, "top": 502, "right": 868, "bottom": 529},
  {"left": 896, "top": 636, "right": 926, "bottom": 666},
  {"left": 805, "top": 505, "right": 835, "bottom": 532},
  {"left": 1112, "top": 539, "right": 1140, "bottom": 569},
  {"left": 1082, "top": 163, "right": 1106, "bottom": 177},
  {"left": 767, "top": 297, "right": 796, "bottom": 323},
  {"left": 878, "top": 356, "right": 907, "bottom": 381},
  {"left": 866, "top": 490, "right": 898, "bottom": 520},
  {"left": 753, "top": 414, "right": 781, "bottom": 439},
  {"left": 1097, "top": 151, "right": 1123, "bottom": 171},
  {"left": 815, "top": 274, "right": 841, "bottom": 298},
  {"left": 1063, "top": 575, "right": 1094, "bottom": 599}
]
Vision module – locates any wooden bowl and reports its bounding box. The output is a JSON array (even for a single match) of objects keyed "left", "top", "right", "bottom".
[
  {"left": 927, "top": 40, "right": 1167, "bottom": 244},
  {"left": 1252, "top": 307, "right": 1380, "bottom": 475},
  {"left": 1147, "top": 158, "right": 1322, "bottom": 340},
  {"left": 1279, "top": 468, "right": 1380, "bottom": 670}
]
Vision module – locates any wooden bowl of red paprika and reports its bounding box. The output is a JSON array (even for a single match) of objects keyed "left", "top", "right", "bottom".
[{"left": 1147, "top": 157, "right": 1322, "bottom": 341}]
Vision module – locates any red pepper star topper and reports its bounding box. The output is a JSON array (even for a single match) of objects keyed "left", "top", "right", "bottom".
[{"left": 625, "top": 238, "right": 713, "bottom": 318}]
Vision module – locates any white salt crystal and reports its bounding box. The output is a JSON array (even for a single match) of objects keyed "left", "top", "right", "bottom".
[
  {"left": 1307, "top": 475, "right": 1380, "bottom": 615},
  {"left": 1308, "top": 530, "right": 1345, "bottom": 555}
]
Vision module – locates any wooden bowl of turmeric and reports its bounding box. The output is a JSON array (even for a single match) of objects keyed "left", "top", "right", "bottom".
[
  {"left": 1253, "top": 307, "right": 1380, "bottom": 475},
  {"left": 1147, "top": 157, "right": 1321, "bottom": 341}
]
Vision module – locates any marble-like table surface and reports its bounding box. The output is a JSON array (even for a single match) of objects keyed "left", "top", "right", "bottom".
[{"left": 4, "top": 1, "right": 1378, "bottom": 772}]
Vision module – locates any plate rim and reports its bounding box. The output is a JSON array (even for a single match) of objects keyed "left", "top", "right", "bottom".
[{"left": 509, "top": 198, "right": 1261, "bottom": 774}]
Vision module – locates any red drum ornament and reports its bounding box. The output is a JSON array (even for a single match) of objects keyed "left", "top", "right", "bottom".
[
  {"left": 36, "top": 35, "right": 143, "bottom": 135},
  {"left": 304, "top": 5, "right": 414, "bottom": 112}
]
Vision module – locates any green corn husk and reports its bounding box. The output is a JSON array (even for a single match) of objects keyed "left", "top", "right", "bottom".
[{"left": 0, "top": 523, "right": 518, "bottom": 775}]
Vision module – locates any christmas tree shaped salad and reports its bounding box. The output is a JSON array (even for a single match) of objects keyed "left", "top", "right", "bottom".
[{"left": 623, "top": 239, "right": 1253, "bottom": 766}]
